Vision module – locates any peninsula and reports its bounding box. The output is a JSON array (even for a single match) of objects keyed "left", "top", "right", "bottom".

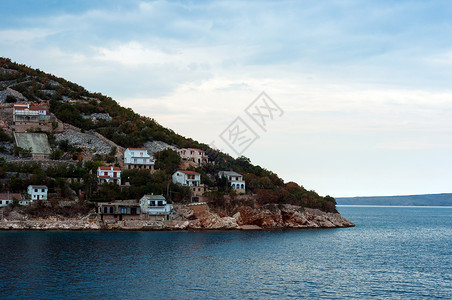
[{"left": 0, "top": 57, "right": 354, "bottom": 230}]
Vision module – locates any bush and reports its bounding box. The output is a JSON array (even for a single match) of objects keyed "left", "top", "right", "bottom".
[
  {"left": 0, "top": 129, "right": 12, "bottom": 142},
  {"left": 5, "top": 95, "right": 16, "bottom": 103}
]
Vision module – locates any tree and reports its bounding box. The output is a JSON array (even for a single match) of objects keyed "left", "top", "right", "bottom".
[
  {"left": 155, "top": 149, "right": 180, "bottom": 174},
  {"left": 8, "top": 177, "right": 25, "bottom": 192}
]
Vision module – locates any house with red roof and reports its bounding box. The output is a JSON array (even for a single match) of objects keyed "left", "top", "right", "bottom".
[
  {"left": 172, "top": 170, "right": 205, "bottom": 202},
  {"left": 13, "top": 103, "right": 50, "bottom": 124},
  {"left": 97, "top": 166, "right": 121, "bottom": 185},
  {"left": 0, "top": 193, "right": 23, "bottom": 207},
  {"left": 177, "top": 148, "right": 209, "bottom": 165}
]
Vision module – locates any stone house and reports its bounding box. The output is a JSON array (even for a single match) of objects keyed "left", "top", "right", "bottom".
[
  {"left": 27, "top": 185, "right": 48, "bottom": 201},
  {"left": 218, "top": 171, "right": 246, "bottom": 193},
  {"left": 178, "top": 148, "right": 209, "bottom": 165},
  {"left": 123, "top": 148, "right": 155, "bottom": 171},
  {"left": 97, "top": 166, "right": 121, "bottom": 185}
]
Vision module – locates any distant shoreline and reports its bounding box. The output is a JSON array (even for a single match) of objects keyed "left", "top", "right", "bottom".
[
  {"left": 336, "top": 193, "right": 452, "bottom": 206},
  {"left": 337, "top": 205, "right": 452, "bottom": 208}
]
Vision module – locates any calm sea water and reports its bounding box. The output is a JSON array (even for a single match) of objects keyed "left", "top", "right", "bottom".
[{"left": 0, "top": 206, "right": 451, "bottom": 299}]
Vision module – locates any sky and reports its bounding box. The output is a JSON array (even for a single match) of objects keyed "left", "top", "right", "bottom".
[{"left": 1, "top": 0, "right": 452, "bottom": 197}]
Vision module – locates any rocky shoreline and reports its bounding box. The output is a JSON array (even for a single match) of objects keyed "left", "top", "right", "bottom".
[{"left": 0, "top": 204, "right": 354, "bottom": 231}]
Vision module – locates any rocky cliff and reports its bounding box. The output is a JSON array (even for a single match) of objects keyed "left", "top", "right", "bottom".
[
  {"left": 176, "top": 203, "right": 354, "bottom": 230},
  {"left": 0, "top": 203, "right": 354, "bottom": 231}
]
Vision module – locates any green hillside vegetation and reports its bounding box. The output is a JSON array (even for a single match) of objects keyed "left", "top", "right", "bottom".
[{"left": 0, "top": 57, "right": 337, "bottom": 212}]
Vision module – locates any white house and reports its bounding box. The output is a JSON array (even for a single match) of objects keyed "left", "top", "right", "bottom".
[
  {"left": 172, "top": 170, "right": 205, "bottom": 202},
  {"left": 172, "top": 170, "right": 202, "bottom": 186},
  {"left": 177, "top": 148, "right": 209, "bottom": 165},
  {"left": 27, "top": 185, "right": 48, "bottom": 201},
  {"left": 97, "top": 166, "right": 121, "bottom": 185},
  {"left": 218, "top": 171, "right": 246, "bottom": 193},
  {"left": 124, "top": 148, "right": 155, "bottom": 171},
  {"left": 139, "top": 195, "right": 173, "bottom": 215},
  {"left": 0, "top": 193, "right": 22, "bottom": 207}
]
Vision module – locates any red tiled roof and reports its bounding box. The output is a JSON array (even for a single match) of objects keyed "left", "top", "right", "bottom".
[
  {"left": 13, "top": 106, "right": 47, "bottom": 111},
  {"left": 98, "top": 176, "right": 110, "bottom": 179},
  {"left": 178, "top": 170, "right": 200, "bottom": 175},
  {"left": 98, "top": 166, "right": 121, "bottom": 171},
  {"left": 188, "top": 148, "right": 203, "bottom": 151},
  {"left": 30, "top": 106, "right": 46, "bottom": 111},
  {"left": 0, "top": 193, "right": 22, "bottom": 200}
]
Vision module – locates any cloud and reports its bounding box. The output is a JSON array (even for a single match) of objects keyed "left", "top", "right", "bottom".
[
  {"left": 2, "top": 0, "right": 452, "bottom": 195},
  {"left": 0, "top": 29, "right": 57, "bottom": 43}
]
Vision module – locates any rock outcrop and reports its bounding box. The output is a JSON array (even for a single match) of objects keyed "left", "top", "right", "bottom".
[
  {"left": 0, "top": 203, "right": 354, "bottom": 231},
  {"left": 233, "top": 205, "right": 354, "bottom": 229},
  {"left": 55, "top": 128, "right": 113, "bottom": 155},
  {"left": 179, "top": 203, "right": 354, "bottom": 230},
  {"left": 0, "top": 218, "right": 101, "bottom": 230}
]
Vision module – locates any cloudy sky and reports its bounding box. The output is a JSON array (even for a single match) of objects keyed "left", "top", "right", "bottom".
[{"left": 1, "top": 0, "right": 452, "bottom": 197}]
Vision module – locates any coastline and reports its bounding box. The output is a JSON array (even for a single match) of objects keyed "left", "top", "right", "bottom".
[{"left": 0, "top": 205, "right": 355, "bottom": 231}]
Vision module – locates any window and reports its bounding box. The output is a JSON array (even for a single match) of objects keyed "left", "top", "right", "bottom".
[
  {"left": 42, "top": 189, "right": 45, "bottom": 192},
  {"left": 104, "top": 172, "right": 108, "bottom": 176},
  {"left": 0, "top": 201, "right": 2, "bottom": 204},
  {"left": 157, "top": 201, "right": 163, "bottom": 206},
  {"left": 35, "top": 189, "right": 38, "bottom": 192}
]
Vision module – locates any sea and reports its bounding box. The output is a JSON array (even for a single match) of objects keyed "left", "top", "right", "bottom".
[{"left": 0, "top": 206, "right": 451, "bottom": 299}]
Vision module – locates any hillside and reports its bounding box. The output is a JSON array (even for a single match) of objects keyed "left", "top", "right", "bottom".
[
  {"left": 0, "top": 57, "right": 337, "bottom": 213},
  {"left": 336, "top": 193, "right": 452, "bottom": 206}
]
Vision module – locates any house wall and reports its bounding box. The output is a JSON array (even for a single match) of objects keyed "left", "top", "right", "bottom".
[
  {"left": 0, "top": 200, "right": 12, "bottom": 207},
  {"left": 125, "top": 163, "right": 155, "bottom": 171},
  {"left": 172, "top": 171, "right": 201, "bottom": 186},
  {"left": 27, "top": 186, "right": 48, "bottom": 200},
  {"left": 230, "top": 181, "right": 246, "bottom": 193},
  {"left": 178, "top": 148, "right": 209, "bottom": 165},
  {"left": 191, "top": 186, "right": 205, "bottom": 197},
  {"left": 97, "top": 167, "right": 122, "bottom": 185},
  {"left": 100, "top": 214, "right": 141, "bottom": 222},
  {"left": 140, "top": 214, "right": 172, "bottom": 221}
]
